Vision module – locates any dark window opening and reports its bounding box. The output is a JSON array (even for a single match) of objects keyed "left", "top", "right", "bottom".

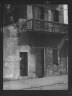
[
  {"left": 20, "top": 52, "right": 28, "bottom": 76},
  {"left": 54, "top": 10, "right": 59, "bottom": 22},
  {"left": 39, "top": 7, "right": 44, "bottom": 20}
]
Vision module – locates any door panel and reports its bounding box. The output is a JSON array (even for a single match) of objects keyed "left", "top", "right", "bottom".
[{"left": 20, "top": 52, "right": 28, "bottom": 76}]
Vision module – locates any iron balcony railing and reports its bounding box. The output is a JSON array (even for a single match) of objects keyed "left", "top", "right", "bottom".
[{"left": 18, "top": 19, "right": 68, "bottom": 34}]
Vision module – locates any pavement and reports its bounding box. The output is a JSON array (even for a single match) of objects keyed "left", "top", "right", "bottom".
[
  {"left": 23, "top": 83, "right": 68, "bottom": 90},
  {"left": 3, "top": 75, "right": 68, "bottom": 90}
]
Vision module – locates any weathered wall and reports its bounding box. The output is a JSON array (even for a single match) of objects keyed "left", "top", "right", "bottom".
[
  {"left": 59, "top": 42, "right": 68, "bottom": 75},
  {"left": 3, "top": 25, "right": 36, "bottom": 79},
  {"left": 45, "top": 48, "right": 53, "bottom": 76},
  {"left": 3, "top": 25, "right": 20, "bottom": 79}
]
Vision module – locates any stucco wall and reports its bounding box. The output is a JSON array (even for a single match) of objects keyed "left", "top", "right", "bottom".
[
  {"left": 3, "top": 25, "right": 20, "bottom": 79},
  {"left": 45, "top": 48, "right": 53, "bottom": 76},
  {"left": 3, "top": 25, "right": 36, "bottom": 79}
]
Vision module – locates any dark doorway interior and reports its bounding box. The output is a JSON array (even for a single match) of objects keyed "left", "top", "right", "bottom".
[
  {"left": 36, "top": 49, "right": 44, "bottom": 78},
  {"left": 53, "top": 49, "right": 58, "bottom": 65},
  {"left": 20, "top": 52, "right": 28, "bottom": 76}
]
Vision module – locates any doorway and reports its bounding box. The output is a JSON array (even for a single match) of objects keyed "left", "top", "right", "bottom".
[
  {"left": 36, "top": 49, "right": 44, "bottom": 78},
  {"left": 20, "top": 52, "right": 28, "bottom": 76},
  {"left": 53, "top": 49, "right": 58, "bottom": 65}
]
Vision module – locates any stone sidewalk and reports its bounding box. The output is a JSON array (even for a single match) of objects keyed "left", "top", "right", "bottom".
[{"left": 3, "top": 75, "right": 68, "bottom": 90}]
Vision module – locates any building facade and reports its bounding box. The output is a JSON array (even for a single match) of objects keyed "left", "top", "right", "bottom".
[{"left": 3, "top": 4, "right": 68, "bottom": 80}]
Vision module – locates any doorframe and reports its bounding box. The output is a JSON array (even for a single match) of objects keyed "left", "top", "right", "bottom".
[{"left": 20, "top": 52, "right": 28, "bottom": 76}]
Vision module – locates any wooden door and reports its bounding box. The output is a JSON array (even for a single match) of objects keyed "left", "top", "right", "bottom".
[
  {"left": 20, "top": 52, "right": 28, "bottom": 76},
  {"left": 36, "top": 49, "right": 44, "bottom": 78}
]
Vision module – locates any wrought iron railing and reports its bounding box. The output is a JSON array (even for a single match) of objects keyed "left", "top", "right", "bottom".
[
  {"left": 19, "top": 19, "right": 68, "bottom": 34},
  {"left": 33, "top": 19, "right": 68, "bottom": 33}
]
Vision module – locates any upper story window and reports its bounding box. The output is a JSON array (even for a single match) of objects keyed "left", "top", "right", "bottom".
[
  {"left": 34, "top": 6, "right": 44, "bottom": 20},
  {"left": 39, "top": 7, "right": 44, "bottom": 20},
  {"left": 53, "top": 10, "right": 59, "bottom": 22},
  {"left": 34, "top": 6, "right": 59, "bottom": 22}
]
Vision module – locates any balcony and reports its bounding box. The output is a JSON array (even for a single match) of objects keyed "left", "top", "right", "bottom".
[{"left": 19, "top": 19, "right": 68, "bottom": 35}]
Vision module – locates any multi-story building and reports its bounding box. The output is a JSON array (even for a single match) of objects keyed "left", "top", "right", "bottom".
[{"left": 3, "top": 4, "right": 68, "bottom": 80}]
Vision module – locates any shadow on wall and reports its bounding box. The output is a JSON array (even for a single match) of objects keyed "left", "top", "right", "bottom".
[
  {"left": 18, "top": 32, "right": 30, "bottom": 46},
  {"left": 28, "top": 33, "right": 64, "bottom": 49}
]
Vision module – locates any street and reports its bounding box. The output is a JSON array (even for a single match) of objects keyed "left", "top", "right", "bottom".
[
  {"left": 3, "top": 75, "right": 68, "bottom": 90},
  {"left": 22, "top": 83, "right": 68, "bottom": 90}
]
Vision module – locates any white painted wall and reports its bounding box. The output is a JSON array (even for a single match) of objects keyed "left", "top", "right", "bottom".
[
  {"left": 27, "top": 5, "right": 33, "bottom": 20},
  {"left": 63, "top": 5, "right": 68, "bottom": 24}
]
